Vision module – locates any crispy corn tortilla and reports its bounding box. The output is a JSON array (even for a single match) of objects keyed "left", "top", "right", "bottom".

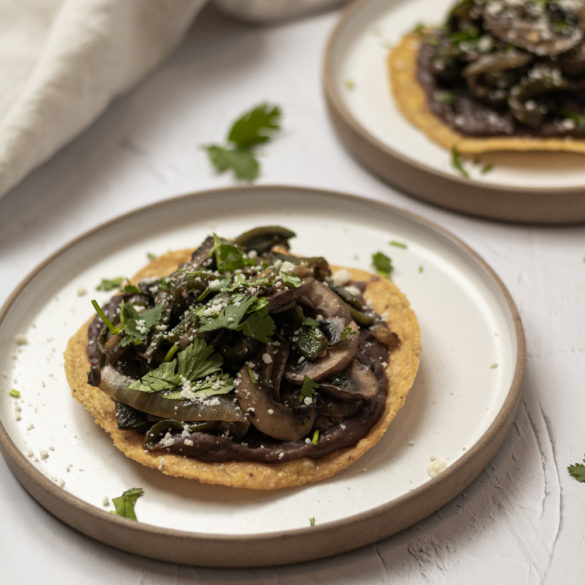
[
  {"left": 388, "top": 33, "right": 585, "bottom": 154},
  {"left": 64, "top": 251, "right": 420, "bottom": 490}
]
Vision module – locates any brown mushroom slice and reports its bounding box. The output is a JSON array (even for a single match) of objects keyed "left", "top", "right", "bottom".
[
  {"left": 235, "top": 366, "right": 316, "bottom": 441},
  {"left": 99, "top": 365, "right": 247, "bottom": 422},
  {"left": 285, "top": 279, "right": 360, "bottom": 383},
  {"left": 265, "top": 278, "right": 312, "bottom": 314},
  {"left": 483, "top": 3, "right": 584, "bottom": 57},
  {"left": 319, "top": 360, "right": 378, "bottom": 401},
  {"left": 285, "top": 320, "right": 359, "bottom": 383}
]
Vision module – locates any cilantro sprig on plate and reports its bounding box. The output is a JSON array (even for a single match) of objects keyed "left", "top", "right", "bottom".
[{"left": 203, "top": 103, "right": 282, "bottom": 181}]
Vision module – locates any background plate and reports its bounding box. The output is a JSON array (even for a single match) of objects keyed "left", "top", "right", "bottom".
[
  {"left": 0, "top": 186, "right": 525, "bottom": 566},
  {"left": 323, "top": 0, "right": 585, "bottom": 223}
]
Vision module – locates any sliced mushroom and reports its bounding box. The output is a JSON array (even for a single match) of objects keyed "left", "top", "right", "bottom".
[
  {"left": 188, "top": 235, "right": 215, "bottom": 268},
  {"left": 266, "top": 278, "right": 312, "bottom": 313},
  {"left": 284, "top": 279, "right": 360, "bottom": 383},
  {"left": 99, "top": 364, "right": 247, "bottom": 422},
  {"left": 483, "top": 2, "right": 584, "bottom": 56},
  {"left": 235, "top": 365, "right": 315, "bottom": 441},
  {"left": 319, "top": 360, "right": 378, "bottom": 401},
  {"left": 234, "top": 225, "right": 296, "bottom": 253}
]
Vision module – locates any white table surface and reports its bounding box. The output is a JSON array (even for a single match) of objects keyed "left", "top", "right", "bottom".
[{"left": 1, "top": 4, "right": 584, "bottom": 584}]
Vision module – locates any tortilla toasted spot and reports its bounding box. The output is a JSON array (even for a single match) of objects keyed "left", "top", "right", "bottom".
[
  {"left": 64, "top": 253, "right": 420, "bottom": 490},
  {"left": 389, "top": 33, "right": 585, "bottom": 154}
]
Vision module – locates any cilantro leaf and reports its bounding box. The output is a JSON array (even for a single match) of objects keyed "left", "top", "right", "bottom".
[
  {"left": 451, "top": 147, "right": 470, "bottom": 178},
  {"left": 210, "top": 233, "right": 256, "bottom": 273},
  {"left": 198, "top": 293, "right": 275, "bottom": 342},
  {"left": 112, "top": 487, "right": 143, "bottom": 520},
  {"left": 163, "top": 372, "right": 234, "bottom": 400},
  {"left": 302, "top": 317, "right": 320, "bottom": 328},
  {"left": 227, "top": 103, "right": 281, "bottom": 148},
  {"left": 298, "top": 376, "right": 318, "bottom": 403},
  {"left": 203, "top": 145, "right": 260, "bottom": 181},
  {"left": 568, "top": 456, "right": 585, "bottom": 483},
  {"left": 119, "top": 303, "right": 163, "bottom": 346},
  {"left": 280, "top": 271, "right": 302, "bottom": 288},
  {"left": 129, "top": 361, "right": 180, "bottom": 392},
  {"left": 240, "top": 307, "right": 275, "bottom": 342},
  {"left": 340, "top": 326, "right": 356, "bottom": 341},
  {"left": 203, "top": 103, "right": 282, "bottom": 182},
  {"left": 96, "top": 277, "right": 127, "bottom": 291},
  {"left": 130, "top": 338, "right": 224, "bottom": 393},
  {"left": 372, "top": 251, "right": 393, "bottom": 279},
  {"left": 177, "top": 336, "right": 223, "bottom": 380}
]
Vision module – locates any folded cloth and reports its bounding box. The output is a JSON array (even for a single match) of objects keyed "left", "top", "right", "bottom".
[{"left": 0, "top": 0, "right": 206, "bottom": 198}]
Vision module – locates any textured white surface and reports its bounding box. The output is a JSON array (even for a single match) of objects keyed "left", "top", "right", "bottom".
[{"left": 0, "top": 3, "right": 584, "bottom": 583}]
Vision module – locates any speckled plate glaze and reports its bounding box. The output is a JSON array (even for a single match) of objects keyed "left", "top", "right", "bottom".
[
  {"left": 323, "top": 0, "right": 585, "bottom": 223},
  {"left": 0, "top": 186, "right": 525, "bottom": 567}
]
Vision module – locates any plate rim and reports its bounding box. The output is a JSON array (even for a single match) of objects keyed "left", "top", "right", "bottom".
[
  {"left": 0, "top": 184, "right": 526, "bottom": 567},
  {"left": 322, "top": 0, "right": 585, "bottom": 223}
]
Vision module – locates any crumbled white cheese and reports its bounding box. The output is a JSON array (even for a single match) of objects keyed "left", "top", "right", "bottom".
[
  {"left": 332, "top": 269, "right": 352, "bottom": 286},
  {"left": 262, "top": 353, "right": 273, "bottom": 364},
  {"left": 427, "top": 456, "right": 447, "bottom": 478}
]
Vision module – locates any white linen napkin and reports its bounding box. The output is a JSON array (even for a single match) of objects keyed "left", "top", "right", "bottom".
[{"left": 0, "top": 0, "right": 206, "bottom": 198}]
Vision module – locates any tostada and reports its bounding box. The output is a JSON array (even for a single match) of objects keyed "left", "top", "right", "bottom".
[{"left": 65, "top": 227, "right": 420, "bottom": 490}]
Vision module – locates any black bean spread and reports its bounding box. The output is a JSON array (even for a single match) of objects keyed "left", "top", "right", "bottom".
[
  {"left": 87, "top": 227, "right": 400, "bottom": 463},
  {"left": 418, "top": 0, "right": 585, "bottom": 137}
]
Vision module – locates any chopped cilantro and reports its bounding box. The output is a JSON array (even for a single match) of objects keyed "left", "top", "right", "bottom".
[
  {"left": 247, "top": 366, "right": 257, "bottom": 385},
  {"left": 298, "top": 376, "right": 318, "bottom": 403},
  {"left": 311, "top": 429, "right": 320, "bottom": 445},
  {"left": 389, "top": 240, "right": 407, "bottom": 249},
  {"left": 9, "top": 389, "right": 20, "bottom": 398},
  {"left": 203, "top": 103, "right": 282, "bottom": 181},
  {"left": 418, "top": 265, "right": 424, "bottom": 273},
  {"left": 163, "top": 373, "right": 234, "bottom": 400},
  {"left": 302, "top": 317, "right": 321, "bottom": 329},
  {"left": 130, "top": 361, "right": 181, "bottom": 393},
  {"left": 112, "top": 487, "right": 143, "bottom": 520},
  {"left": 345, "top": 80, "right": 356, "bottom": 90},
  {"left": 568, "top": 456, "right": 585, "bottom": 483},
  {"left": 279, "top": 271, "right": 302, "bottom": 288},
  {"left": 210, "top": 233, "right": 256, "bottom": 273},
  {"left": 119, "top": 302, "right": 163, "bottom": 347},
  {"left": 130, "top": 337, "right": 225, "bottom": 394},
  {"left": 340, "top": 326, "right": 356, "bottom": 341},
  {"left": 203, "top": 145, "right": 260, "bottom": 181},
  {"left": 309, "top": 516, "right": 316, "bottom": 527},
  {"left": 240, "top": 307, "right": 275, "bottom": 343},
  {"left": 91, "top": 299, "right": 120, "bottom": 335},
  {"left": 436, "top": 90, "right": 454, "bottom": 104},
  {"left": 146, "top": 252, "right": 157, "bottom": 261},
  {"left": 228, "top": 103, "right": 281, "bottom": 148},
  {"left": 451, "top": 147, "right": 470, "bottom": 178},
  {"left": 372, "top": 251, "right": 393, "bottom": 279},
  {"left": 177, "top": 337, "right": 224, "bottom": 380},
  {"left": 198, "top": 293, "right": 275, "bottom": 343},
  {"left": 163, "top": 344, "right": 179, "bottom": 362},
  {"left": 562, "top": 112, "right": 585, "bottom": 130},
  {"left": 96, "top": 277, "right": 126, "bottom": 291},
  {"left": 158, "top": 277, "right": 172, "bottom": 291},
  {"left": 481, "top": 164, "right": 494, "bottom": 174}
]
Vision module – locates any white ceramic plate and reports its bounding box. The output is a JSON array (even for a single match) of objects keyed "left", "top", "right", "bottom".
[
  {"left": 0, "top": 186, "right": 524, "bottom": 566},
  {"left": 323, "top": 0, "right": 585, "bottom": 222}
]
